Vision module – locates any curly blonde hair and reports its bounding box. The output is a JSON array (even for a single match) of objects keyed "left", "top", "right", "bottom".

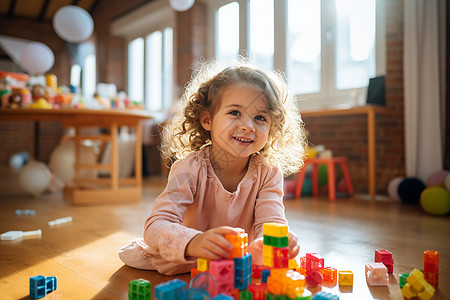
[{"left": 162, "top": 59, "right": 307, "bottom": 177}]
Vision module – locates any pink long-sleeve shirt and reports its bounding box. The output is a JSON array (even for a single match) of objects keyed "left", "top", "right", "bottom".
[{"left": 143, "top": 145, "right": 287, "bottom": 275}]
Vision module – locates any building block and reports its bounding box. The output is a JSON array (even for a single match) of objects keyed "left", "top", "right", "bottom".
[
  {"left": 198, "top": 258, "right": 210, "bottom": 272},
  {"left": 274, "top": 247, "right": 289, "bottom": 268},
  {"left": 306, "top": 270, "right": 323, "bottom": 287},
  {"left": 210, "top": 260, "right": 235, "bottom": 295},
  {"left": 365, "top": 263, "right": 388, "bottom": 286},
  {"left": 312, "top": 291, "right": 339, "bottom": 300},
  {"left": 154, "top": 278, "right": 187, "bottom": 300},
  {"left": 263, "top": 223, "right": 288, "bottom": 237},
  {"left": 29, "top": 275, "right": 47, "bottom": 299},
  {"left": 261, "top": 269, "right": 271, "bottom": 283},
  {"left": 252, "top": 264, "right": 266, "bottom": 278},
  {"left": 213, "top": 294, "right": 234, "bottom": 300},
  {"left": 423, "top": 250, "right": 439, "bottom": 273},
  {"left": 247, "top": 283, "right": 267, "bottom": 300},
  {"left": 239, "top": 290, "right": 253, "bottom": 300},
  {"left": 226, "top": 232, "right": 248, "bottom": 259},
  {"left": 375, "top": 249, "right": 393, "bottom": 273},
  {"left": 48, "top": 216, "right": 72, "bottom": 226},
  {"left": 401, "top": 269, "right": 436, "bottom": 300},
  {"left": 292, "top": 289, "right": 312, "bottom": 300},
  {"left": 305, "top": 253, "right": 324, "bottom": 275},
  {"left": 289, "top": 259, "right": 298, "bottom": 270},
  {"left": 320, "top": 267, "right": 337, "bottom": 282},
  {"left": 129, "top": 278, "right": 151, "bottom": 300},
  {"left": 45, "top": 276, "right": 57, "bottom": 293},
  {"left": 399, "top": 273, "right": 410, "bottom": 289},
  {"left": 338, "top": 270, "right": 353, "bottom": 286},
  {"left": 234, "top": 254, "right": 252, "bottom": 290},
  {"left": 265, "top": 293, "right": 286, "bottom": 300},
  {"left": 423, "top": 272, "right": 438, "bottom": 289},
  {"left": 263, "top": 235, "right": 289, "bottom": 248}
]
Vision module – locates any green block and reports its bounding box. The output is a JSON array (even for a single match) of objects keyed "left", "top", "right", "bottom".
[
  {"left": 399, "top": 273, "right": 410, "bottom": 289},
  {"left": 240, "top": 290, "right": 253, "bottom": 300},
  {"left": 266, "top": 293, "right": 286, "bottom": 300},
  {"left": 129, "top": 278, "right": 151, "bottom": 300},
  {"left": 263, "top": 235, "right": 289, "bottom": 248}
]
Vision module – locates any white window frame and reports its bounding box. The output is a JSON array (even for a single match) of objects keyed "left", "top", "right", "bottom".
[
  {"left": 206, "top": 0, "right": 386, "bottom": 110},
  {"left": 111, "top": 0, "right": 176, "bottom": 114}
]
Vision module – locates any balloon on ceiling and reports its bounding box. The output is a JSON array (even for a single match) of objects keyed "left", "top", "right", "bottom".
[
  {"left": 169, "top": 0, "right": 195, "bottom": 11},
  {"left": 53, "top": 5, "right": 94, "bottom": 43},
  {"left": 20, "top": 42, "right": 55, "bottom": 75}
]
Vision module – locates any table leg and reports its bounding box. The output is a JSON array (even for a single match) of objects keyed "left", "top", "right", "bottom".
[{"left": 368, "top": 110, "right": 376, "bottom": 198}]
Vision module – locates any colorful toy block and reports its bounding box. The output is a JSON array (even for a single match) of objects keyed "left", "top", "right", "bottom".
[
  {"left": 234, "top": 254, "right": 252, "bottom": 290},
  {"left": 401, "top": 269, "right": 435, "bottom": 300},
  {"left": 312, "top": 291, "right": 339, "bottom": 300},
  {"left": 226, "top": 232, "right": 248, "bottom": 259},
  {"left": 305, "top": 253, "right": 324, "bottom": 275},
  {"left": 338, "top": 270, "right": 353, "bottom": 286},
  {"left": 365, "top": 263, "right": 388, "bottom": 286},
  {"left": 375, "top": 249, "right": 393, "bottom": 273},
  {"left": 209, "top": 260, "right": 235, "bottom": 295},
  {"left": 45, "top": 276, "right": 57, "bottom": 293},
  {"left": 1, "top": 229, "right": 42, "bottom": 240},
  {"left": 305, "top": 270, "right": 323, "bottom": 287},
  {"left": 48, "top": 216, "right": 72, "bottom": 226},
  {"left": 129, "top": 278, "right": 151, "bottom": 300},
  {"left": 239, "top": 290, "right": 253, "bottom": 299},
  {"left": 263, "top": 235, "right": 289, "bottom": 248},
  {"left": 399, "top": 273, "right": 410, "bottom": 289},
  {"left": 248, "top": 283, "right": 267, "bottom": 300},
  {"left": 319, "top": 267, "right": 337, "bottom": 282},
  {"left": 198, "top": 258, "right": 210, "bottom": 272},
  {"left": 154, "top": 278, "right": 187, "bottom": 300},
  {"left": 15, "top": 209, "right": 35, "bottom": 215},
  {"left": 252, "top": 264, "right": 267, "bottom": 278},
  {"left": 30, "top": 275, "right": 47, "bottom": 299},
  {"left": 274, "top": 247, "right": 289, "bottom": 268},
  {"left": 289, "top": 259, "right": 299, "bottom": 270},
  {"left": 213, "top": 294, "right": 233, "bottom": 300},
  {"left": 263, "top": 223, "right": 288, "bottom": 237},
  {"left": 261, "top": 269, "right": 271, "bottom": 283},
  {"left": 423, "top": 250, "right": 439, "bottom": 288}
]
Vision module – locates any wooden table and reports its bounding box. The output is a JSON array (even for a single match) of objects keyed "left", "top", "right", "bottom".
[
  {"left": 0, "top": 108, "right": 152, "bottom": 204},
  {"left": 301, "top": 106, "right": 390, "bottom": 198}
]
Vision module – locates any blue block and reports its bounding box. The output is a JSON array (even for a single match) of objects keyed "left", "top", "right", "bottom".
[
  {"left": 30, "top": 275, "right": 47, "bottom": 299},
  {"left": 45, "top": 276, "right": 57, "bottom": 293},
  {"left": 212, "top": 294, "right": 233, "bottom": 300},
  {"left": 261, "top": 269, "right": 271, "bottom": 283},
  {"left": 234, "top": 274, "right": 251, "bottom": 290},
  {"left": 312, "top": 291, "right": 339, "bottom": 300},
  {"left": 155, "top": 278, "right": 187, "bottom": 300},
  {"left": 234, "top": 254, "right": 252, "bottom": 270}
]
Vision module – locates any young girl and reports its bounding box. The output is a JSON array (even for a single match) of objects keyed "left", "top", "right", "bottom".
[{"left": 119, "top": 60, "right": 307, "bottom": 275}]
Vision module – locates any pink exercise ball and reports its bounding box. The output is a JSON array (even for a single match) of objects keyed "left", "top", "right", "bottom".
[
  {"left": 388, "top": 177, "right": 404, "bottom": 201},
  {"left": 427, "top": 170, "right": 449, "bottom": 187}
]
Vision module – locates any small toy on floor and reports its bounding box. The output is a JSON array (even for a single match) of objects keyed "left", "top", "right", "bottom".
[
  {"left": 48, "top": 216, "right": 72, "bottom": 226},
  {"left": 15, "top": 209, "right": 36, "bottom": 215},
  {"left": 1, "top": 229, "right": 41, "bottom": 240},
  {"left": 29, "top": 275, "right": 57, "bottom": 299}
]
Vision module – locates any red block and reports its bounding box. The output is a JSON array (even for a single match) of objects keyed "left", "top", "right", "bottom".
[
  {"left": 248, "top": 283, "right": 267, "bottom": 300},
  {"left": 252, "top": 265, "right": 267, "bottom": 278},
  {"left": 306, "top": 270, "right": 323, "bottom": 287},
  {"left": 424, "top": 272, "right": 439, "bottom": 289},
  {"left": 424, "top": 250, "right": 439, "bottom": 273},
  {"left": 375, "top": 249, "right": 394, "bottom": 265},
  {"left": 274, "top": 247, "right": 289, "bottom": 268},
  {"left": 306, "top": 253, "right": 324, "bottom": 275}
]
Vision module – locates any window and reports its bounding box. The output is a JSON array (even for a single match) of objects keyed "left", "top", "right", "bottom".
[
  {"left": 112, "top": 1, "right": 175, "bottom": 113},
  {"left": 127, "top": 28, "right": 173, "bottom": 112},
  {"left": 210, "top": 0, "right": 385, "bottom": 109}
]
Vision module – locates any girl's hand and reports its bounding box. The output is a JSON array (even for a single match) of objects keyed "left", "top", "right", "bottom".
[
  {"left": 288, "top": 230, "right": 300, "bottom": 259},
  {"left": 185, "top": 226, "right": 244, "bottom": 260}
]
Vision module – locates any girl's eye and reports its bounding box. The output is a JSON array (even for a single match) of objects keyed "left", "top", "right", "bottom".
[
  {"left": 255, "top": 115, "right": 266, "bottom": 121},
  {"left": 229, "top": 110, "right": 241, "bottom": 116}
]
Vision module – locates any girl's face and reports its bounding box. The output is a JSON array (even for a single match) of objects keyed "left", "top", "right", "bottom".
[{"left": 201, "top": 84, "right": 271, "bottom": 161}]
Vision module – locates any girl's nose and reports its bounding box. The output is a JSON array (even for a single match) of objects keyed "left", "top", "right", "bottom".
[{"left": 239, "top": 117, "right": 255, "bottom": 132}]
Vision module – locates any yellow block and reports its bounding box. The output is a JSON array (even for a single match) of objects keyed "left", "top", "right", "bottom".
[
  {"left": 197, "top": 258, "right": 209, "bottom": 272},
  {"left": 338, "top": 270, "right": 353, "bottom": 286},
  {"left": 263, "top": 223, "right": 288, "bottom": 237}
]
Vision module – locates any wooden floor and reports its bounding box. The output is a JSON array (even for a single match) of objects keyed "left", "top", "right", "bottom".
[{"left": 0, "top": 166, "right": 448, "bottom": 300}]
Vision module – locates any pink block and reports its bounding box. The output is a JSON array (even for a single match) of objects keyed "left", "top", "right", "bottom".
[
  {"left": 209, "top": 260, "right": 234, "bottom": 295},
  {"left": 366, "top": 263, "right": 389, "bottom": 286}
]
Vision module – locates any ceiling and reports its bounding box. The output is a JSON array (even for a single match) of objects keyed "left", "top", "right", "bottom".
[{"left": 0, "top": 0, "right": 99, "bottom": 22}]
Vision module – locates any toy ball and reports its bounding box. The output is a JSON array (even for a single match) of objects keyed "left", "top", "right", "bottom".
[
  {"left": 445, "top": 173, "right": 450, "bottom": 192},
  {"left": 427, "top": 169, "right": 449, "bottom": 187},
  {"left": 420, "top": 187, "right": 450, "bottom": 216},
  {"left": 398, "top": 177, "right": 426, "bottom": 205},
  {"left": 9, "top": 151, "right": 30, "bottom": 169},
  {"left": 387, "top": 176, "right": 404, "bottom": 201},
  {"left": 18, "top": 161, "right": 51, "bottom": 197},
  {"left": 53, "top": 6, "right": 94, "bottom": 43},
  {"left": 49, "top": 140, "right": 98, "bottom": 186}
]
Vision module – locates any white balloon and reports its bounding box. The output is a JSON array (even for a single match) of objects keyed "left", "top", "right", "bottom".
[
  {"left": 49, "top": 140, "right": 98, "bottom": 186},
  {"left": 18, "top": 161, "right": 52, "bottom": 197},
  {"left": 169, "top": 0, "right": 195, "bottom": 11},
  {"left": 20, "top": 42, "right": 54, "bottom": 75},
  {"left": 53, "top": 6, "right": 94, "bottom": 43}
]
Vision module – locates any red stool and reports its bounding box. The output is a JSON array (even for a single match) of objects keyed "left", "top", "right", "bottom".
[{"left": 295, "top": 157, "right": 354, "bottom": 201}]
